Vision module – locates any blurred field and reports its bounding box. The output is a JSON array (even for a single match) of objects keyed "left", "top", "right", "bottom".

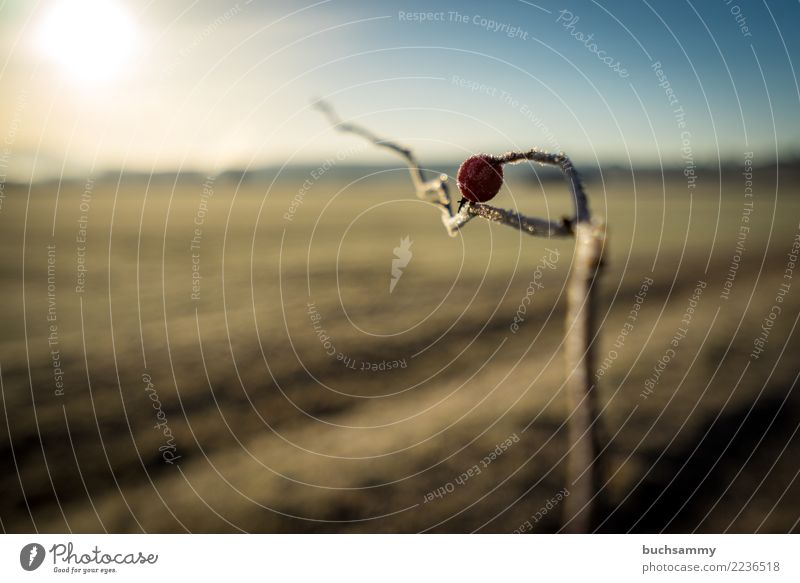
[{"left": 1, "top": 164, "right": 799, "bottom": 533}]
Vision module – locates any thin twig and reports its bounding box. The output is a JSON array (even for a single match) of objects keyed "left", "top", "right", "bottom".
[
  {"left": 313, "top": 100, "right": 454, "bottom": 210},
  {"left": 492, "top": 149, "right": 591, "bottom": 224},
  {"left": 464, "top": 203, "right": 572, "bottom": 237}
]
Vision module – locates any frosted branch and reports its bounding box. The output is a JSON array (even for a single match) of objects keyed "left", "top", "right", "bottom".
[
  {"left": 313, "top": 99, "right": 587, "bottom": 237},
  {"left": 314, "top": 100, "right": 605, "bottom": 532}
]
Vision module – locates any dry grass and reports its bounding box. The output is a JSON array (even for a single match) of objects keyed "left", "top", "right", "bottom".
[{"left": 1, "top": 168, "right": 798, "bottom": 532}]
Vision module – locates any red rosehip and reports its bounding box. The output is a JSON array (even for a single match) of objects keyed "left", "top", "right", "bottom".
[{"left": 456, "top": 154, "right": 504, "bottom": 203}]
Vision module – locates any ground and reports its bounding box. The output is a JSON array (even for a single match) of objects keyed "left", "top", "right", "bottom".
[{"left": 1, "top": 164, "right": 798, "bottom": 532}]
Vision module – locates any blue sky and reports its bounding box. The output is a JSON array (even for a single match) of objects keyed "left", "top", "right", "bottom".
[{"left": 0, "top": 0, "right": 798, "bottom": 178}]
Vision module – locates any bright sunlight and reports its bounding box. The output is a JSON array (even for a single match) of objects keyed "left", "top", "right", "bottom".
[{"left": 36, "top": 0, "right": 138, "bottom": 83}]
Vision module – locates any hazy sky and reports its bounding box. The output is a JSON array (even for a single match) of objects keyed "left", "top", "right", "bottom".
[{"left": 0, "top": 0, "right": 798, "bottom": 179}]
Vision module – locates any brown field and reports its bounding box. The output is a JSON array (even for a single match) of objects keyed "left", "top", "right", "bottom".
[{"left": 1, "top": 165, "right": 799, "bottom": 533}]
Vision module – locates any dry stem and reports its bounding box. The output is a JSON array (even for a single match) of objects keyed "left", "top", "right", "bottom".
[{"left": 314, "top": 100, "right": 606, "bottom": 533}]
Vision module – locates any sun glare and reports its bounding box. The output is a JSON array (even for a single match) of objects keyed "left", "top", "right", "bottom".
[{"left": 36, "top": 0, "right": 138, "bottom": 83}]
